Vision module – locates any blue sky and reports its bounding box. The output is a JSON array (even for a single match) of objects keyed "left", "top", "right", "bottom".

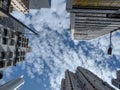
[{"left": 0, "top": 0, "right": 120, "bottom": 90}]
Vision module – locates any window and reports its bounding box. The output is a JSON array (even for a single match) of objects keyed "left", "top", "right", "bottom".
[
  {"left": 1, "top": 52, "right": 6, "bottom": 59},
  {"left": 17, "top": 51, "right": 20, "bottom": 56},
  {"left": 9, "top": 52, "right": 13, "bottom": 58},
  {"left": 10, "top": 39, "right": 15, "bottom": 45},
  {"left": 11, "top": 31, "right": 15, "bottom": 38},
  {"left": 3, "top": 28, "right": 8, "bottom": 36},
  {"left": 2, "top": 37, "right": 8, "bottom": 45},
  {"left": 0, "top": 27, "right": 2, "bottom": 34},
  {"left": 0, "top": 61, "right": 4, "bottom": 68},
  {"left": 7, "top": 60, "right": 12, "bottom": 66}
]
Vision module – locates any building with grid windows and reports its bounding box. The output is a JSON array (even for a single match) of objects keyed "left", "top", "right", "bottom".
[
  {"left": 66, "top": 0, "right": 120, "bottom": 40},
  {"left": 0, "top": 0, "right": 51, "bottom": 78},
  {"left": 0, "top": 0, "right": 51, "bottom": 14},
  {"left": 0, "top": 0, "right": 50, "bottom": 79},
  {"left": 0, "top": 24, "right": 30, "bottom": 71},
  {"left": 61, "top": 66, "right": 115, "bottom": 90}
]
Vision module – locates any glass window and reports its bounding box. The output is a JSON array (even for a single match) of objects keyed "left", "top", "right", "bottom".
[
  {"left": 2, "top": 37, "right": 8, "bottom": 45},
  {"left": 1, "top": 52, "right": 6, "bottom": 59}
]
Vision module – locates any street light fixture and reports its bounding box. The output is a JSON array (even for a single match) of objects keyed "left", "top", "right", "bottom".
[
  {"left": 107, "top": 27, "right": 120, "bottom": 55},
  {"left": 107, "top": 32, "right": 112, "bottom": 55}
]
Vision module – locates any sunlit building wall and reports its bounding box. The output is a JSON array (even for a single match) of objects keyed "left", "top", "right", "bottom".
[{"left": 66, "top": 0, "right": 120, "bottom": 40}]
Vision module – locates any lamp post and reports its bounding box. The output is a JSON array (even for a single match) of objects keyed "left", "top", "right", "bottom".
[
  {"left": 107, "top": 32, "right": 112, "bottom": 55},
  {"left": 107, "top": 27, "right": 120, "bottom": 55}
]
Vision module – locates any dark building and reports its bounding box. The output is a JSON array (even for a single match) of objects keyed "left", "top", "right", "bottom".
[
  {"left": 112, "top": 70, "right": 120, "bottom": 89},
  {"left": 0, "top": 0, "right": 11, "bottom": 12},
  {"left": 66, "top": 0, "right": 120, "bottom": 40},
  {"left": 61, "top": 66, "right": 115, "bottom": 90},
  {"left": 0, "top": 76, "right": 24, "bottom": 90}
]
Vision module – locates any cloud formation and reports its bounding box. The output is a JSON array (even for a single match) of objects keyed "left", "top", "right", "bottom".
[{"left": 2, "top": 0, "right": 120, "bottom": 90}]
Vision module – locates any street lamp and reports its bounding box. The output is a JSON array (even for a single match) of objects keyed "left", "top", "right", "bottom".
[{"left": 107, "top": 32, "right": 112, "bottom": 55}]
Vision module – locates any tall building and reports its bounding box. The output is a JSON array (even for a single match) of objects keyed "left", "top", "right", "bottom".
[
  {"left": 61, "top": 66, "right": 115, "bottom": 90},
  {"left": 10, "top": 0, "right": 29, "bottom": 13},
  {"left": 66, "top": 0, "right": 120, "bottom": 40},
  {"left": 0, "top": 0, "right": 32, "bottom": 78},
  {"left": 112, "top": 70, "right": 120, "bottom": 89},
  {"left": 0, "top": 0, "right": 51, "bottom": 79},
  {"left": 0, "top": 0, "right": 51, "bottom": 14},
  {"left": 0, "top": 16, "right": 31, "bottom": 72},
  {"left": 0, "top": 76, "right": 24, "bottom": 90}
]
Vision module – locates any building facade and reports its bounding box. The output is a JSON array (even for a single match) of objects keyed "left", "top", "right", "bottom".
[
  {"left": 0, "top": 0, "right": 51, "bottom": 14},
  {"left": 0, "top": 22, "right": 30, "bottom": 71},
  {"left": 10, "top": 0, "right": 29, "bottom": 13},
  {"left": 66, "top": 0, "right": 120, "bottom": 40},
  {"left": 0, "top": 1, "right": 31, "bottom": 77},
  {"left": 0, "top": 76, "right": 24, "bottom": 90},
  {"left": 61, "top": 66, "right": 115, "bottom": 90},
  {"left": 29, "top": 0, "right": 51, "bottom": 9},
  {"left": 112, "top": 70, "right": 120, "bottom": 89}
]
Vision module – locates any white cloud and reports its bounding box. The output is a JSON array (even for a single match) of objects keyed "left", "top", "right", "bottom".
[{"left": 3, "top": 0, "right": 120, "bottom": 90}]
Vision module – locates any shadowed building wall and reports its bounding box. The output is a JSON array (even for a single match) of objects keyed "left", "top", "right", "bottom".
[{"left": 61, "top": 66, "right": 115, "bottom": 90}]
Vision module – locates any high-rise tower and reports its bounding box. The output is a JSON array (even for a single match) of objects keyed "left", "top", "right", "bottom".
[
  {"left": 66, "top": 0, "right": 120, "bottom": 40},
  {"left": 0, "top": 76, "right": 24, "bottom": 90},
  {"left": 0, "top": 0, "right": 51, "bottom": 78},
  {"left": 0, "top": 0, "right": 51, "bottom": 14},
  {"left": 112, "top": 70, "right": 120, "bottom": 89},
  {"left": 0, "top": 0, "right": 32, "bottom": 78},
  {"left": 61, "top": 66, "right": 115, "bottom": 90}
]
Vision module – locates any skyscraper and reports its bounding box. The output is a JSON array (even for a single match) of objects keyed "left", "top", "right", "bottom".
[
  {"left": 10, "top": 0, "right": 29, "bottom": 13},
  {"left": 0, "top": 0, "right": 33, "bottom": 78},
  {"left": 112, "top": 70, "right": 120, "bottom": 89},
  {"left": 61, "top": 66, "right": 115, "bottom": 90},
  {"left": 0, "top": 0, "right": 51, "bottom": 14},
  {"left": 66, "top": 0, "right": 120, "bottom": 40},
  {"left": 0, "top": 16, "right": 31, "bottom": 78},
  {"left": 0, "top": 76, "right": 24, "bottom": 90},
  {"left": 0, "top": 0, "right": 51, "bottom": 79}
]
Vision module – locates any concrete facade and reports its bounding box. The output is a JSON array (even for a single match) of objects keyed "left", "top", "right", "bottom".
[
  {"left": 61, "top": 66, "right": 115, "bottom": 90},
  {"left": 10, "top": 0, "right": 29, "bottom": 13},
  {"left": 0, "top": 0, "right": 51, "bottom": 15},
  {"left": 66, "top": 0, "right": 120, "bottom": 40},
  {"left": 0, "top": 0, "right": 31, "bottom": 78},
  {"left": 29, "top": 0, "right": 51, "bottom": 9},
  {"left": 0, "top": 24, "right": 30, "bottom": 70}
]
